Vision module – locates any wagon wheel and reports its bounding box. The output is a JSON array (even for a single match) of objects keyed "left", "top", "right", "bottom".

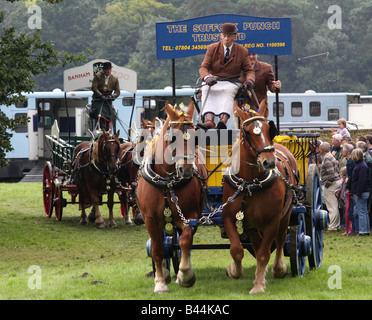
[
  {"left": 171, "top": 229, "right": 181, "bottom": 276},
  {"left": 288, "top": 213, "right": 307, "bottom": 277},
  {"left": 305, "top": 164, "right": 326, "bottom": 269},
  {"left": 42, "top": 161, "right": 54, "bottom": 218},
  {"left": 54, "top": 185, "right": 64, "bottom": 221}
]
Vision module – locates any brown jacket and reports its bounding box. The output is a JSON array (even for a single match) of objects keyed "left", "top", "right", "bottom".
[
  {"left": 199, "top": 41, "right": 255, "bottom": 84},
  {"left": 92, "top": 73, "right": 120, "bottom": 100},
  {"left": 249, "top": 60, "right": 278, "bottom": 103}
]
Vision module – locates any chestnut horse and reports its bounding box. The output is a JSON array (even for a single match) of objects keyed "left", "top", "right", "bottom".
[
  {"left": 72, "top": 130, "right": 121, "bottom": 228},
  {"left": 136, "top": 101, "right": 207, "bottom": 293},
  {"left": 117, "top": 118, "right": 156, "bottom": 224},
  {"left": 222, "top": 100, "right": 298, "bottom": 294}
]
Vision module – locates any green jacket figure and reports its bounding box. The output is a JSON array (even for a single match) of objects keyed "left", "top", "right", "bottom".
[{"left": 91, "top": 61, "right": 120, "bottom": 131}]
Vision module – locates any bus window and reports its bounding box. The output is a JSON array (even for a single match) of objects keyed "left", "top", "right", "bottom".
[
  {"left": 309, "top": 101, "right": 321, "bottom": 116},
  {"left": 273, "top": 102, "right": 284, "bottom": 117},
  {"left": 14, "top": 113, "right": 28, "bottom": 133},
  {"left": 16, "top": 100, "right": 28, "bottom": 108},
  {"left": 328, "top": 109, "right": 339, "bottom": 121},
  {"left": 143, "top": 99, "right": 156, "bottom": 109},
  {"left": 291, "top": 102, "right": 302, "bottom": 117},
  {"left": 122, "top": 97, "right": 134, "bottom": 106}
]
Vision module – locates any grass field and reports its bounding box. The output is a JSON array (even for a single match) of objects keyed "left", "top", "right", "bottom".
[{"left": 0, "top": 182, "right": 371, "bottom": 300}]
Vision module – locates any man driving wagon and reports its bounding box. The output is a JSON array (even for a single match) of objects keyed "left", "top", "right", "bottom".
[
  {"left": 197, "top": 23, "right": 282, "bottom": 130},
  {"left": 91, "top": 61, "right": 120, "bottom": 132},
  {"left": 197, "top": 23, "right": 255, "bottom": 130}
]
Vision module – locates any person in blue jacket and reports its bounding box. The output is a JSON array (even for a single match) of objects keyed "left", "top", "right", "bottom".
[{"left": 350, "top": 148, "right": 371, "bottom": 236}]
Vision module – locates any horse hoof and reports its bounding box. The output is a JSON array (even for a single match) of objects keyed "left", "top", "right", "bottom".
[
  {"left": 226, "top": 262, "right": 243, "bottom": 279},
  {"left": 154, "top": 283, "right": 169, "bottom": 294},
  {"left": 272, "top": 264, "right": 287, "bottom": 279},
  {"left": 134, "top": 217, "right": 144, "bottom": 225},
  {"left": 95, "top": 221, "right": 106, "bottom": 229},
  {"left": 249, "top": 285, "right": 265, "bottom": 295},
  {"left": 80, "top": 219, "right": 88, "bottom": 226},
  {"left": 177, "top": 273, "right": 196, "bottom": 288},
  {"left": 108, "top": 221, "right": 117, "bottom": 229}
]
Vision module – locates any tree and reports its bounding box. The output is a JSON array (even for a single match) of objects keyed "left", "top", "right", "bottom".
[
  {"left": 0, "top": 0, "right": 88, "bottom": 168},
  {"left": 91, "top": 0, "right": 178, "bottom": 67}
]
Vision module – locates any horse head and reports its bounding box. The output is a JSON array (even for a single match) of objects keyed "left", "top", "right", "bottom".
[
  {"left": 163, "top": 101, "right": 196, "bottom": 179},
  {"left": 100, "top": 130, "right": 121, "bottom": 175},
  {"left": 234, "top": 99, "right": 277, "bottom": 171}
]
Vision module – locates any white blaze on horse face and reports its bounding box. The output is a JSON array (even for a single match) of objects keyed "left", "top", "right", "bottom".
[
  {"left": 256, "top": 120, "right": 276, "bottom": 170},
  {"left": 257, "top": 121, "right": 266, "bottom": 144}
]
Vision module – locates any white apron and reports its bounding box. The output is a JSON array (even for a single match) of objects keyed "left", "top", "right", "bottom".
[{"left": 201, "top": 81, "right": 241, "bottom": 117}]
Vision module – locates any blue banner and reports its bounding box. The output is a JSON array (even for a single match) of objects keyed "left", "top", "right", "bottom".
[{"left": 156, "top": 14, "right": 292, "bottom": 59}]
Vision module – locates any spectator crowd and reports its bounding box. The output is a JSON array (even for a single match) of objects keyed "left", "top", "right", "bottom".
[{"left": 311, "top": 123, "right": 371, "bottom": 236}]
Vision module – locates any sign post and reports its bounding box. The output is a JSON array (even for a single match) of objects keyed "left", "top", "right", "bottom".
[
  {"left": 63, "top": 59, "right": 137, "bottom": 93},
  {"left": 156, "top": 14, "right": 291, "bottom": 129}
]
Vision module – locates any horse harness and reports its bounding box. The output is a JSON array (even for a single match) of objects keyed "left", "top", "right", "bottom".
[
  {"left": 221, "top": 158, "right": 299, "bottom": 237},
  {"left": 211, "top": 116, "right": 299, "bottom": 236},
  {"left": 138, "top": 119, "right": 208, "bottom": 232},
  {"left": 73, "top": 135, "right": 121, "bottom": 190}
]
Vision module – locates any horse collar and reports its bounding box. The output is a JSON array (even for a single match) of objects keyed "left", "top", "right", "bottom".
[
  {"left": 223, "top": 167, "right": 277, "bottom": 195},
  {"left": 140, "top": 159, "right": 193, "bottom": 189}
]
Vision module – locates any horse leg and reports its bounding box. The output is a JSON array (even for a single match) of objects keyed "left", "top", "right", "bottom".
[
  {"left": 250, "top": 223, "right": 278, "bottom": 295},
  {"left": 121, "top": 191, "right": 133, "bottom": 225},
  {"left": 272, "top": 212, "right": 291, "bottom": 279},
  {"left": 89, "top": 192, "right": 105, "bottom": 229},
  {"left": 225, "top": 216, "right": 244, "bottom": 279},
  {"left": 176, "top": 226, "right": 196, "bottom": 287},
  {"left": 88, "top": 206, "right": 96, "bottom": 223},
  {"left": 107, "top": 190, "right": 117, "bottom": 229},
  {"left": 91, "top": 204, "right": 105, "bottom": 229},
  {"left": 79, "top": 191, "right": 88, "bottom": 225},
  {"left": 147, "top": 219, "right": 170, "bottom": 293}
]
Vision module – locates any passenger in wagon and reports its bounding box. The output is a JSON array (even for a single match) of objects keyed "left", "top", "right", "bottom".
[
  {"left": 245, "top": 52, "right": 281, "bottom": 103},
  {"left": 234, "top": 52, "right": 282, "bottom": 127},
  {"left": 198, "top": 23, "right": 255, "bottom": 130},
  {"left": 91, "top": 62, "right": 120, "bottom": 132}
]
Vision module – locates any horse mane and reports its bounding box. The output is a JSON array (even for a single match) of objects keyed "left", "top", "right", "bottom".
[{"left": 92, "top": 134, "right": 104, "bottom": 164}]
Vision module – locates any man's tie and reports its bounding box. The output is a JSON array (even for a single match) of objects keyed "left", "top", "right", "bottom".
[{"left": 224, "top": 47, "right": 230, "bottom": 63}]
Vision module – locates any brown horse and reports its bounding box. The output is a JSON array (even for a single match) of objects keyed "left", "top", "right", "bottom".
[
  {"left": 136, "top": 101, "right": 207, "bottom": 293},
  {"left": 72, "top": 130, "right": 121, "bottom": 228},
  {"left": 117, "top": 118, "right": 156, "bottom": 224},
  {"left": 222, "top": 100, "right": 298, "bottom": 294}
]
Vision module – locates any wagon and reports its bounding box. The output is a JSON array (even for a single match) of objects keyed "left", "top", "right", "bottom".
[
  {"left": 146, "top": 129, "right": 329, "bottom": 277},
  {"left": 42, "top": 131, "right": 127, "bottom": 221}
]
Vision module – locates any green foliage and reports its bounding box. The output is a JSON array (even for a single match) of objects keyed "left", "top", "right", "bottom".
[
  {"left": 2, "top": 0, "right": 372, "bottom": 92},
  {"left": 91, "top": 0, "right": 178, "bottom": 67},
  {"left": 0, "top": 0, "right": 89, "bottom": 168},
  {"left": 0, "top": 113, "right": 28, "bottom": 167}
]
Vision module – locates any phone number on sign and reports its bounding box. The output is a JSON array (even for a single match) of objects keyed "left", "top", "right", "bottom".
[
  {"left": 162, "top": 45, "right": 210, "bottom": 51},
  {"left": 176, "top": 45, "right": 209, "bottom": 50}
]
